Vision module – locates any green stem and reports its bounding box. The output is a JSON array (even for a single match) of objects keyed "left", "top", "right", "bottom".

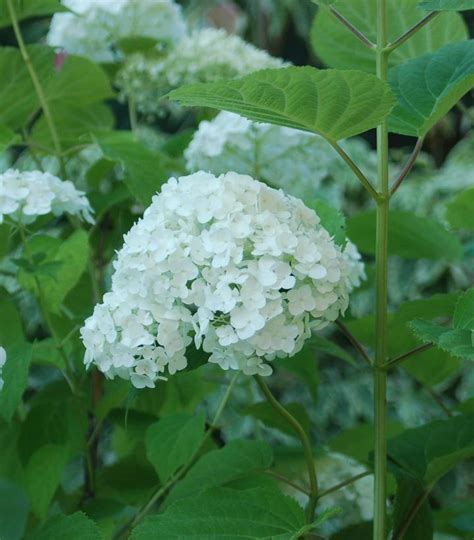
[
  {"left": 265, "top": 470, "right": 311, "bottom": 496},
  {"left": 113, "top": 372, "right": 240, "bottom": 539},
  {"left": 6, "top": 0, "right": 66, "bottom": 177},
  {"left": 328, "top": 140, "right": 378, "bottom": 201},
  {"left": 335, "top": 320, "right": 373, "bottom": 366},
  {"left": 385, "top": 12, "right": 439, "bottom": 52},
  {"left": 374, "top": 1, "right": 390, "bottom": 539},
  {"left": 392, "top": 485, "right": 433, "bottom": 540},
  {"left": 329, "top": 7, "right": 376, "bottom": 49},
  {"left": 317, "top": 471, "right": 371, "bottom": 500},
  {"left": 254, "top": 375, "right": 318, "bottom": 523},
  {"left": 384, "top": 342, "right": 433, "bottom": 369}
]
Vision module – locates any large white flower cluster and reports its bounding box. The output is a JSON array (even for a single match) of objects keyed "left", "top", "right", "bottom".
[
  {"left": 185, "top": 112, "right": 376, "bottom": 204},
  {"left": 0, "top": 347, "right": 6, "bottom": 391},
  {"left": 0, "top": 169, "right": 94, "bottom": 224},
  {"left": 81, "top": 171, "right": 364, "bottom": 389},
  {"left": 47, "top": 0, "right": 186, "bottom": 63},
  {"left": 116, "top": 28, "right": 286, "bottom": 116}
]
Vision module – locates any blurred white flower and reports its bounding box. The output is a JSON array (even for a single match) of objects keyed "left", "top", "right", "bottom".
[
  {"left": 0, "top": 169, "right": 93, "bottom": 224},
  {"left": 116, "top": 28, "right": 287, "bottom": 116},
  {"left": 0, "top": 346, "right": 6, "bottom": 391},
  {"left": 81, "top": 171, "right": 364, "bottom": 389},
  {"left": 47, "top": 0, "right": 186, "bottom": 63}
]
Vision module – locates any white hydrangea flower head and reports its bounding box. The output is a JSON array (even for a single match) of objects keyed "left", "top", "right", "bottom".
[
  {"left": 185, "top": 111, "right": 375, "bottom": 203},
  {"left": 0, "top": 346, "right": 6, "bottom": 391},
  {"left": 0, "top": 169, "right": 94, "bottom": 224},
  {"left": 116, "top": 28, "right": 287, "bottom": 116},
  {"left": 47, "top": 0, "right": 186, "bottom": 63},
  {"left": 81, "top": 171, "right": 364, "bottom": 389}
]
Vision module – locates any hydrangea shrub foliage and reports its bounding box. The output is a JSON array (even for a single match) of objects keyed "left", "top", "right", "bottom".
[{"left": 0, "top": 0, "right": 473, "bottom": 539}]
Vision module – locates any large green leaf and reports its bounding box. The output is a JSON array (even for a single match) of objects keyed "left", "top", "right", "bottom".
[
  {"left": 31, "top": 512, "right": 103, "bottom": 540},
  {"left": 18, "top": 230, "right": 90, "bottom": 314},
  {"left": 96, "top": 131, "right": 174, "bottom": 205},
  {"left": 419, "top": 0, "right": 474, "bottom": 9},
  {"left": 0, "top": 478, "right": 29, "bottom": 540},
  {"left": 445, "top": 188, "right": 474, "bottom": 231},
  {"left": 131, "top": 487, "right": 334, "bottom": 540},
  {"left": 392, "top": 477, "right": 433, "bottom": 540},
  {"left": 146, "top": 413, "right": 206, "bottom": 484},
  {"left": 165, "top": 440, "right": 273, "bottom": 506},
  {"left": 0, "top": 124, "right": 20, "bottom": 153},
  {"left": 347, "top": 210, "right": 463, "bottom": 261},
  {"left": 0, "top": 343, "right": 32, "bottom": 422},
  {"left": 0, "top": 292, "right": 25, "bottom": 347},
  {"left": 311, "top": 0, "right": 466, "bottom": 72},
  {"left": 25, "top": 444, "right": 69, "bottom": 520},
  {"left": 0, "top": 1, "right": 67, "bottom": 29},
  {"left": 388, "top": 414, "right": 474, "bottom": 484},
  {"left": 389, "top": 41, "right": 474, "bottom": 137},
  {"left": 168, "top": 67, "right": 395, "bottom": 141}
]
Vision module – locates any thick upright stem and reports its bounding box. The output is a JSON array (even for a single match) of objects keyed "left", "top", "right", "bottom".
[
  {"left": 374, "top": 1, "right": 390, "bottom": 538},
  {"left": 254, "top": 375, "right": 318, "bottom": 523}
]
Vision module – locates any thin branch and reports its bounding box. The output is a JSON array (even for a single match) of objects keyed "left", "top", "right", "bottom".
[
  {"left": 385, "top": 12, "right": 439, "bottom": 52},
  {"left": 317, "top": 471, "right": 371, "bottom": 500},
  {"left": 329, "top": 7, "right": 376, "bottom": 49},
  {"left": 328, "top": 140, "right": 379, "bottom": 201},
  {"left": 254, "top": 375, "right": 319, "bottom": 522},
  {"left": 392, "top": 486, "right": 433, "bottom": 540},
  {"left": 265, "top": 470, "right": 311, "bottom": 496},
  {"left": 335, "top": 320, "right": 373, "bottom": 366},
  {"left": 384, "top": 342, "right": 433, "bottom": 369},
  {"left": 424, "top": 385, "right": 453, "bottom": 418},
  {"left": 390, "top": 138, "right": 424, "bottom": 195}
]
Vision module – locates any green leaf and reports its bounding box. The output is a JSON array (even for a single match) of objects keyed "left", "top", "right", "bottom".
[
  {"left": 388, "top": 414, "right": 474, "bottom": 484},
  {"left": 243, "top": 401, "right": 311, "bottom": 438},
  {"left": 389, "top": 41, "right": 474, "bottom": 137},
  {"left": 347, "top": 210, "right": 463, "bottom": 261},
  {"left": 445, "top": 188, "right": 474, "bottom": 231},
  {"left": 0, "top": 343, "right": 32, "bottom": 422},
  {"left": 168, "top": 67, "right": 395, "bottom": 141},
  {"left": 306, "top": 199, "right": 346, "bottom": 246},
  {"left": 0, "top": 1, "right": 67, "bottom": 29},
  {"left": 310, "top": 334, "right": 357, "bottom": 366},
  {"left": 25, "top": 444, "right": 69, "bottom": 521},
  {"left": 18, "top": 230, "right": 89, "bottom": 314},
  {"left": 146, "top": 413, "right": 206, "bottom": 484},
  {"left": 0, "top": 124, "right": 20, "bottom": 153},
  {"left": 0, "top": 478, "right": 29, "bottom": 540},
  {"left": 274, "top": 344, "right": 319, "bottom": 400},
  {"left": 311, "top": 0, "right": 466, "bottom": 72},
  {"left": 0, "top": 292, "right": 25, "bottom": 347},
  {"left": 96, "top": 131, "right": 172, "bottom": 205},
  {"left": 165, "top": 440, "right": 273, "bottom": 506},
  {"left": 392, "top": 477, "right": 433, "bottom": 540},
  {"left": 409, "top": 319, "right": 448, "bottom": 344},
  {"left": 419, "top": 0, "right": 474, "bottom": 9},
  {"left": 453, "top": 288, "right": 474, "bottom": 330},
  {"left": 131, "top": 487, "right": 314, "bottom": 540},
  {"left": 31, "top": 512, "right": 103, "bottom": 540},
  {"left": 330, "top": 522, "right": 373, "bottom": 539}
]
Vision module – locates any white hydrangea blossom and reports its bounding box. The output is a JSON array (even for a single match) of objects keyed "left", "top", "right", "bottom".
[
  {"left": 47, "top": 0, "right": 186, "bottom": 63},
  {"left": 116, "top": 28, "right": 286, "bottom": 116},
  {"left": 185, "top": 111, "right": 375, "bottom": 203},
  {"left": 0, "top": 169, "right": 93, "bottom": 224},
  {"left": 0, "top": 346, "right": 6, "bottom": 391},
  {"left": 81, "top": 171, "right": 364, "bottom": 389}
]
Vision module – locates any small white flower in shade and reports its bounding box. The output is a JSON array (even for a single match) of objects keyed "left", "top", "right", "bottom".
[
  {"left": 81, "top": 171, "right": 364, "bottom": 388},
  {"left": 0, "top": 346, "right": 6, "bottom": 391},
  {"left": 0, "top": 169, "right": 93, "bottom": 224}
]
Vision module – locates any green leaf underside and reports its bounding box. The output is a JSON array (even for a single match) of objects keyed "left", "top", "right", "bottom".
[
  {"left": 168, "top": 66, "right": 395, "bottom": 141},
  {"left": 130, "top": 487, "right": 312, "bottom": 540},
  {"left": 445, "top": 188, "right": 474, "bottom": 231},
  {"left": 146, "top": 413, "right": 206, "bottom": 483},
  {"left": 388, "top": 414, "right": 474, "bottom": 484},
  {"left": 389, "top": 40, "right": 474, "bottom": 137},
  {"left": 311, "top": 0, "right": 467, "bottom": 73},
  {"left": 164, "top": 440, "right": 273, "bottom": 506},
  {"left": 31, "top": 512, "right": 102, "bottom": 540},
  {"left": 347, "top": 210, "right": 463, "bottom": 261},
  {"left": 419, "top": 0, "right": 474, "bottom": 9}
]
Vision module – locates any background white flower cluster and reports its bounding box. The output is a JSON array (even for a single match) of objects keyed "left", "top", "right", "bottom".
[
  {"left": 47, "top": 0, "right": 186, "bottom": 63},
  {"left": 0, "top": 169, "right": 94, "bottom": 224},
  {"left": 81, "top": 172, "right": 365, "bottom": 389},
  {"left": 116, "top": 28, "right": 286, "bottom": 116},
  {"left": 0, "top": 346, "right": 5, "bottom": 392}
]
